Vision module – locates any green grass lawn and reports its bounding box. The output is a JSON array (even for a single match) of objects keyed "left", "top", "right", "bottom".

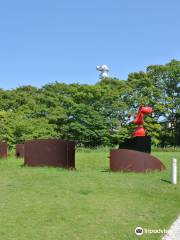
[{"left": 0, "top": 150, "right": 180, "bottom": 240}]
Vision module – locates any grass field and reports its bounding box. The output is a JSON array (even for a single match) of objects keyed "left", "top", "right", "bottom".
[{"left": 0, "top": 150, "right": 180, "bottom": 240}]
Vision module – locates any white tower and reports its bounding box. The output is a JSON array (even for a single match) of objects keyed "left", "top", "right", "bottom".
[{"left": 96, "top": 64, "right": 109, "bottom": 79}]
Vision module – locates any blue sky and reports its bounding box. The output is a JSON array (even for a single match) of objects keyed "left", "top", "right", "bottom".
[{"left": 0, "top": 0, "right": 179, "bottom": 89}]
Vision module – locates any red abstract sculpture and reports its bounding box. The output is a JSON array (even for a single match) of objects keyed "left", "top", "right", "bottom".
[
  {"left": 132, "top": 105, "right": 153, "bottom": 137},
  {"left": 111, "top": 105, "right": 166, "bottom": 172}
]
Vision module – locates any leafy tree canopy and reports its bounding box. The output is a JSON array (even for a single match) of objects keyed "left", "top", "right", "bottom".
[{"left": 0, "top": 59, "right": 179, "bottom": 148}]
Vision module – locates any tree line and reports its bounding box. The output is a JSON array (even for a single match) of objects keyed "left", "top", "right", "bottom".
[{"left": 0, "top": 59, "right": 179, "bottom": 148}]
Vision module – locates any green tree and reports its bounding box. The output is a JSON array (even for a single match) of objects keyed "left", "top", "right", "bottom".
[{"left": 147, "top": 59, "right": 180, "bottom": 147}]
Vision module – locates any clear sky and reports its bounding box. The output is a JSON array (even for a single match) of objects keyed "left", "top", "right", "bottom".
[{"left": 0, "top": 0, "right": 179, "bottom": 89}]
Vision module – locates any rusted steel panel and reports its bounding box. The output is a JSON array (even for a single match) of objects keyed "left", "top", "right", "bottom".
[
  {"left": 16, "top": 144, "right": 24, "bottom": 158},
  {"left": 0, "top": 141, "right": 7, "bottom": 158},
  {"left": 24, "top": 139, "right": 75, "bottom": 168},
  {"left": 66, "top": 141, "right": 76, "bottom": 168},
  {"left": 110, "top": 149, "right": 165, "bottom": 172}
]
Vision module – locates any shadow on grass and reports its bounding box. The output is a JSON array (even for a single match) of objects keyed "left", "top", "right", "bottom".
[
  {"left": 20, "top": 164, "right": 77, "bottom": 172},
  {"left": 161, "top": 179, "right": 172, "bottom": 184},
  {"left": 101, "top": 168, "right": 110, "bottom": 173}
]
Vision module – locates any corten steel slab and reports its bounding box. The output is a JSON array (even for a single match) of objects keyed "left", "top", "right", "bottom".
[
  {"left": 24, "top": 139, "right": 75, "bottom": 168},
  {"left": 0, "top": 141, "right": 7, "bottom": 158},
  {"left": 16, "top": 144, "right": 24, "bottom": 158},
  {"left": 119, "top": 136, "right": 151, "bottom": 153},
  {"left": 66, "top": 140, "right": 75, "bottom": 168},
  {"left": 110, "top": 149, "right": 165, "bottom": 172}
]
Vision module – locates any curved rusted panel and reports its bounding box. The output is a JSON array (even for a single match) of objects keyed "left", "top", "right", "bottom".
[
  {"left": 0, "top": 141, "right": 7, "bottom": 158},
  {"left": 24, "top": 139, "right": 75, "bottom": 168},
  {"left": 110, "top": 149, "right": 165, "bottom": 172},
  {"left": 16, "top": 144, "right": 24, "bottom": 158}
]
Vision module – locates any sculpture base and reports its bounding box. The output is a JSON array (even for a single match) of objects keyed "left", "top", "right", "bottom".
[
  {"left": 110, "top": 149, "right": 165, "bottom": 172},
  {"left": 119, "top": 136, "right": 151, "bottom": 153}
]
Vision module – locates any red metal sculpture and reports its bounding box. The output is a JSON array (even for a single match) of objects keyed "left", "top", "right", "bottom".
[
  {"left": 110, "top": 105, "right": 166, "bottom": 172},
  {"left": 132, "top": 105, "right": 153, "bottom": 137}
]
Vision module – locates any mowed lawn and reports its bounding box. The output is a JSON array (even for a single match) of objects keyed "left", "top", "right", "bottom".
[{"left": 0, "top": 150, "right": 180, "bottom": 240}]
